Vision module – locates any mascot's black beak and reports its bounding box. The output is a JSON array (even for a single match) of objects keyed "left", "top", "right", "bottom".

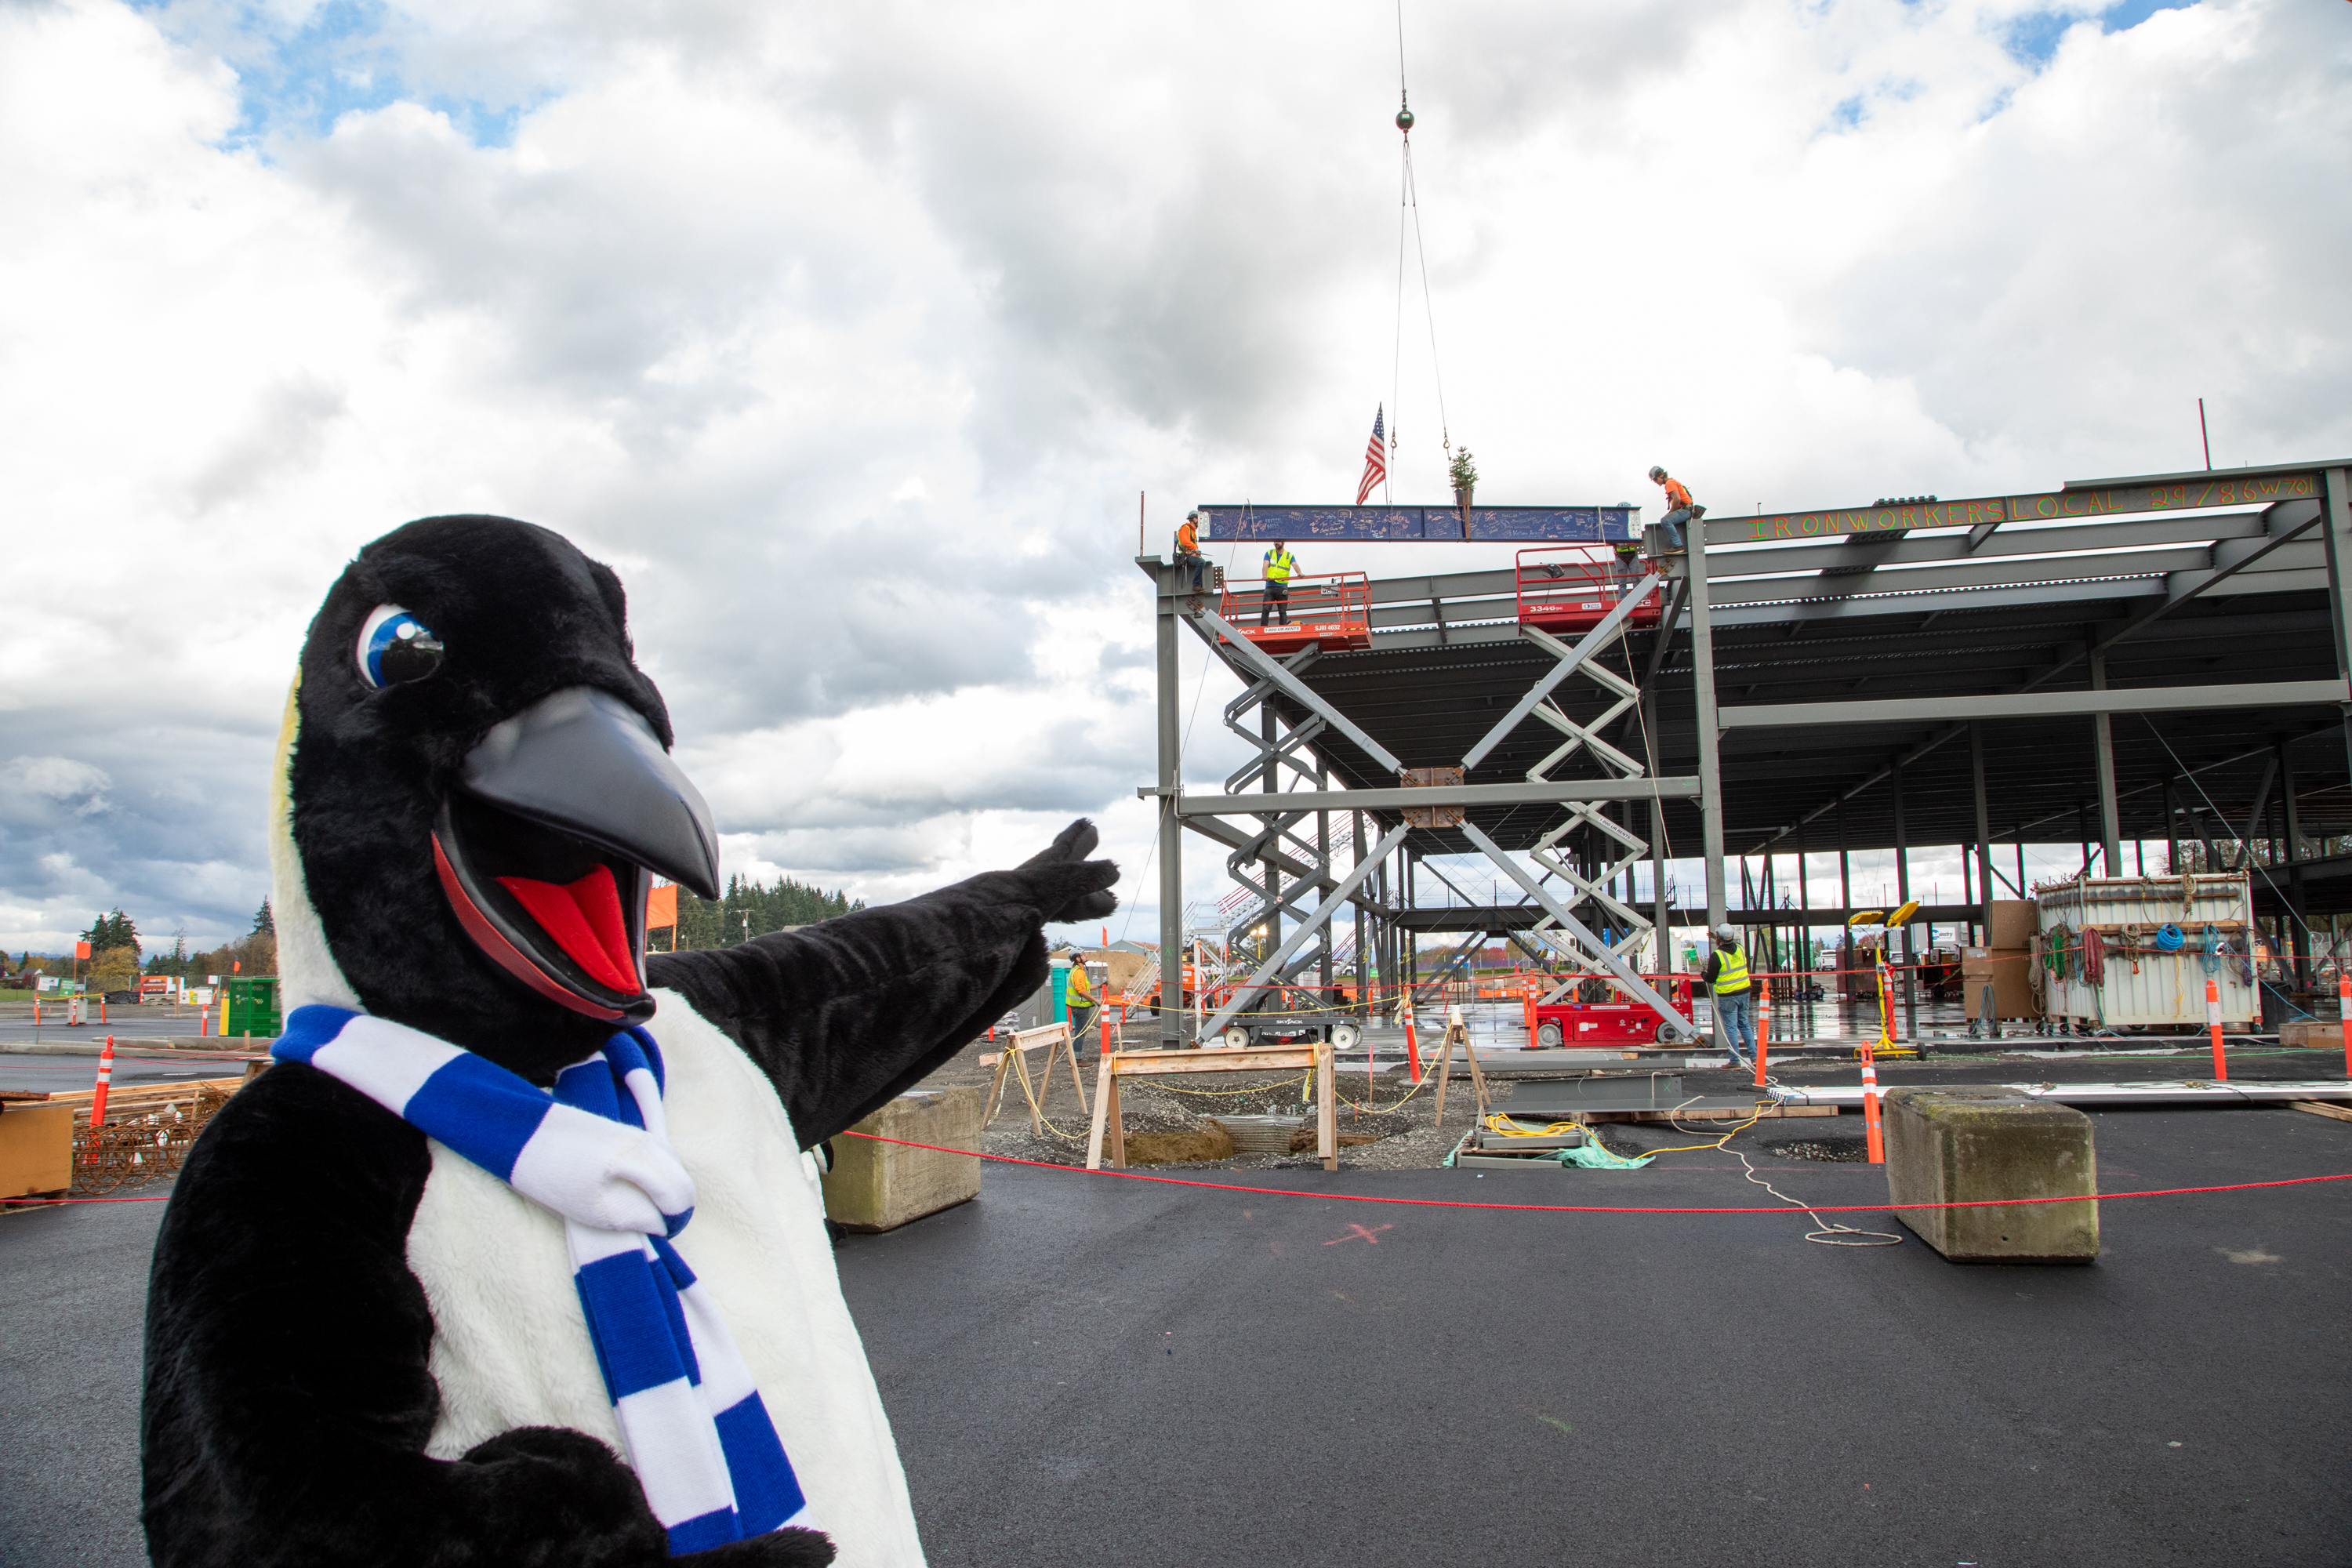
[{"left": 430, "top": 687, "right": 722, "bottom": 1024}]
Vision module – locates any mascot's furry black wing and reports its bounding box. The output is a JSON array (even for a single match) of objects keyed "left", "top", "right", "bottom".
[{"left": 142, "top": 516, "right": 1116, "bottom": 1567}]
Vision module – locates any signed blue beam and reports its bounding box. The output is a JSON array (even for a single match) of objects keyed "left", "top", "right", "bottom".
[{"left": 1196, "top": 503, "right": 1639, "bottom": 544}]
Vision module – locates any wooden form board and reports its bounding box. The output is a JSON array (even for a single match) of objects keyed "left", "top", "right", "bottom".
[
  {"left": 1087, "top": 1044, "right": 1335, "bottom": 1172},
  {"left": 980, "top": 1022, "right": 1088, "bottom": 1134},
  {"left": 39, "top": 1077, "right": 243, "bottom": 1123}
]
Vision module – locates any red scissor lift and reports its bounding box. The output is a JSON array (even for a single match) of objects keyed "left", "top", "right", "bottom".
[
  {"left": 1523, "top": 974, "right": 1697, "bottom": 1048},
  {"left": 1515, "top": 545, "right": 1663, "bottom": 634},
  {"left": 1218, "top": 572, "right": 1374, "bottom": 653}
]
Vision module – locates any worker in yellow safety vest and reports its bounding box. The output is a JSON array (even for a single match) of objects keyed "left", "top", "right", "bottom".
[
  {"left": 1700, "top": 924, "right": 1755, "bottom": 1069},
  {"left": 1261, "top": 540, "right": 1297, "bottom": 627},
  {"left": 1063, "top": 952, "right": 1097, "bottom": 1049}
]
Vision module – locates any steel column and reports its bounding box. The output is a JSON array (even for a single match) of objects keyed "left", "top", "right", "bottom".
[
  {"left": 2320, "top": 467, "right": 2352, "bottom": 784},
  {"left": 1317, "top": 760, "right": 1333, "bottom": 996},
  {"left": 1971, "top": 721, "right": 1994, "bottom": 945},
  {"left": 2281, "top": 741, "right": 2309, "bottom": 985},
  {"left": 2091, "top": 652, "right": 2122, "bottom": 875},
  {"left": 1152, "top": 557, "right": 1185, "bottom": 1045},
  {"left": 1687, "top": 537, "right": 1729, "bottom": 930},
  {"left": 1894, "top": 761, "right": 1915, "bottom": 1033}
]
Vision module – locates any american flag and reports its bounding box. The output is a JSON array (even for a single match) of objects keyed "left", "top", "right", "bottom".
[{"left": 1355, "top": 405, "right": 1387, "bottom": 505}]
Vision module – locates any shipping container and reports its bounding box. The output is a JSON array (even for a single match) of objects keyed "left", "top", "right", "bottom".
[{"left": 2034, "top": 874, "right": 2256, "bottom": 1028}]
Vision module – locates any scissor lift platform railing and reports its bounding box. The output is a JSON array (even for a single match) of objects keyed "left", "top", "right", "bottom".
[
  {"left": 1217, "top": 572, "right": 1374, "bottom": 653},
  {"left": 1516, "top": 545, "right": 1664, "bottom": 635}
]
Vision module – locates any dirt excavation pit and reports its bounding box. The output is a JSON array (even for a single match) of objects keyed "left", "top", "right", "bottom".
[{"left": 978, "top": 1069, "right": 1452, "bottom": 1171}]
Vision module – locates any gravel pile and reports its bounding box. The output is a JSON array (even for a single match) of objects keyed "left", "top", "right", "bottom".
[{"left": 1762, "top": 1134, "right": 1871, "bottom": 1163}]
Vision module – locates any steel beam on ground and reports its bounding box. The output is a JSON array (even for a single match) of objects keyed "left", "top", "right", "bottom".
[
  {"left": 1459, "top": 822, "right": 1696, "bottom": 1040},
  {"left": 1720, "top": 679, "right": 2349, "bottom": 730},
  {"left": 1199, "top": 824, "right": 1410, "bottom": 1044},
  {"left": 1163, "top": 779, "right": 1700, "bottom": 815}
]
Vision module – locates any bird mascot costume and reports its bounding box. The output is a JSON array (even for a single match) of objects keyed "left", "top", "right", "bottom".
[{"left": 141, "top": 517, "right": 1118, "bottom": 1566}]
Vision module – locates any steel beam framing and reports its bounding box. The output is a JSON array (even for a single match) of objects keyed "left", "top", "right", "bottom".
[
  {"left": 1721, "top": 679, "right": 2349, "bottom": 730},
  {"left": 1171, "top": 778, "right": 1699, "bottom": 814}
]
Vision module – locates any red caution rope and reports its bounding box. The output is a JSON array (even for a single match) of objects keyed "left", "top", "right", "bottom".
[
  {"left": 836, "top": 1130, "right": 2352, "bottom": 1216},
  {"left": 16, "top": 1142, "right": 2348, "bottom": 1218}
]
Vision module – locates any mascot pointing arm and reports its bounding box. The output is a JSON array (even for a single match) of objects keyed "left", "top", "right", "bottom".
[{"left": 142, "top": 516, "right": 1116, "bottom": 1567}]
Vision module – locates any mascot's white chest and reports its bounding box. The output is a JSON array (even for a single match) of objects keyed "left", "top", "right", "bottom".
[{"left": 403, "top": 991, "right": 927, "bottom": 1567}]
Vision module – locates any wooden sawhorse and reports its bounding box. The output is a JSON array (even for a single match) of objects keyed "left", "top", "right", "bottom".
[
  {"left": 982, "top": 1022, "right": 1089, "bottom": 1134},
  {"left": 1086, "top": 1044, "right": 1336, "bottom": 1171}
]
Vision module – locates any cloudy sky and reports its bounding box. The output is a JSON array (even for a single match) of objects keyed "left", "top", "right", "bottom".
[{"left": 2, "top": 0, "right": 2346, "bottom": 955}]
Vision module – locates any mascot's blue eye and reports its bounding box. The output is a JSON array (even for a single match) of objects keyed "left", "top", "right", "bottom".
[{"left": 355, "top": 604, "right": 445, "bottom": 688}]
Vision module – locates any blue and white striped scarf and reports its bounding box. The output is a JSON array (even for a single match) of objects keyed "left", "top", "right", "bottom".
[{"left": 274, "top": 1005, "right": 815, "bottom": 1555}]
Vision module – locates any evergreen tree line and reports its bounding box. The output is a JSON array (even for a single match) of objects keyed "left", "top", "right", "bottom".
[
  {"left": 6, "top": 902, "right": 278, "bottom": 993},
  {"left": 665, "top": 875, "right": 863, "bottom": 950}
]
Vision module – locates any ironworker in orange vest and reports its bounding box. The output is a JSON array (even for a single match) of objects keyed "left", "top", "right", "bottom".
[
  {"left": 1649, "top": 465, "right": 1708, "bottom": 554},
  {"left": 1261, "top": 540, "right": 1297, "bottom": 627},
  {"left": 1174, "top": 510, "right": 1208, "bottom": 596}
]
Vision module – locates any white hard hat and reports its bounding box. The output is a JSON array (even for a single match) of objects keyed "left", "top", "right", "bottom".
[{"left": 1712, "top": 924, "right": 1739, "bottom": 945}]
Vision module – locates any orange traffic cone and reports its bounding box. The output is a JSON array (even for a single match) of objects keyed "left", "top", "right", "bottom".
[
  {"left": 91, "top": 1035, "right": 116, "bottom": 1127},
  {"left": 2207, "top": 977, "right": 2227, "bottom": 1081}
]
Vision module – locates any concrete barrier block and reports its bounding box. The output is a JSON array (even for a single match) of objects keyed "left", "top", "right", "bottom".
[
  {"left": 1884, "top": 1087, "right": 2097, "bottom": 1262},
  {"left": 0, "top": 1103, "right": 74, "bottom": 1198},
  {"left": 822, "top": 1087, "right": 982, "bottom": 1233}
]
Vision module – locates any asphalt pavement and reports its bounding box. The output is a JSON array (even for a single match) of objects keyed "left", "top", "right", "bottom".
[
  {"left": 5, "top": 1107, "right": 2348, "bottom": 1566},
  {"left": 848, "top": 1104, "right": 2352, "bottom": 1568}
]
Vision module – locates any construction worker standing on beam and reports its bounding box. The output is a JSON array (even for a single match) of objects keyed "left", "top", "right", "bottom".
[
  {"left": 1649, "top": 466, "right": 1707, "bottom": 554},
  {"left": 1261, "top": 539, "right": 1298, "bottom": 627}
]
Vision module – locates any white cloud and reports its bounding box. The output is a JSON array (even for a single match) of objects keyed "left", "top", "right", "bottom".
[{"left": 0, "top": 0, "right": 2343, "bottom": 951}]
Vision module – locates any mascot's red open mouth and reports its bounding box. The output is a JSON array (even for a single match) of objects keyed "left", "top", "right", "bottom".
[
  {"left": 433, "top": 794, "right": 653, "bottom": 1022},
  {"left": 426, "top": 686, "right": 722, "bottom": 1025}
]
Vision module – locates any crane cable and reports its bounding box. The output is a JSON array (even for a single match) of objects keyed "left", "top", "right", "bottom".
[{"left": 1389, "top": 0, "right": 1451, "bottom": 506}]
